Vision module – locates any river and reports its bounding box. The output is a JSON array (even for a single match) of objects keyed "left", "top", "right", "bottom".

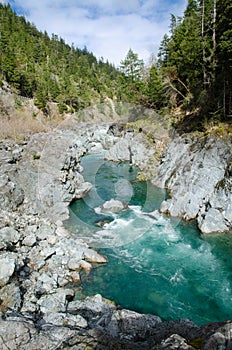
[{"left": 66, "top": 153, "right": 232, "bottom": 325}]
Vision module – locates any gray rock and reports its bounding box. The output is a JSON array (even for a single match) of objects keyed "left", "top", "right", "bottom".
[
  {"left": 17, "top": 131, "right": 92, "bottom": 222},
  {"left": 202, "top": 322, "right": 232, "bottom": 350},
  {"left": 22, "top": 324, "right": 75, "bottom": 350},
  {"left": 105, "top": 133, "right": 155, "bottom": 168},
  {"left": 37, "top": 288, "right": 75, "bottom": 314},
  {"left": 153, "top": 135, "right": 232, "bottom": 234},
  {"left": 0, "top": 253, "right": 16, "bottom": 287},
  {"left": 67, "top": 258, "right": 81, "bottom": 271},
  {"left": 107, "top": 309, "right": 162, "bottom": 340},
  {"left": 101, "top": 199, "right": 126, "bottom": 213},
  {"left": 36, "top": 273, "right": 58, "bottom": 293},
  {"left": 67, "top": 294, "right": 116, "bottom": 327},
  {"left": 22, "top": 233, "right": 37, "bottom": 247},
  {"left": 0, "top": 318, "right": 36, "bottom": 349},
  {"left": 0, "top": 227, "right": 20, "bottom": 245},
  {"left": 43, "top": 312, "right": 88, "bottom": 328},
  {"left": 83, "top": 248, "right": 108, "bottom": 263},
  {"left": 0, "top": 283, "right": 21, "bottom": 312},
  {"left": 203, "top": 331, "right": 226, "bottom": 350},
  {"left": 159, "top": 334, "right": 195, "bottom": 349},
  {"left": 198, "top": 208, "right": 229, "bottom": 234}
]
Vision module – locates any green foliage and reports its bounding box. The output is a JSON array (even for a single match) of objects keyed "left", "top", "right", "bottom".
[
  {"left": 147, "top": 65, "right": 164, "bottom": 108},
  {"left": 119, "top": 49, "right": 147, "bottom": 103},
  {"left": 1, "top": 2, "right": 231, "bottom": 126},
  {"left": 0, "top": 3, "right": 124, "bottom": 112},
  {"left": 158, "top": 0, "right": 232, "bottom": 123},
  {"left": 32, "top": 154, "right": 41, "bottom": 160}
]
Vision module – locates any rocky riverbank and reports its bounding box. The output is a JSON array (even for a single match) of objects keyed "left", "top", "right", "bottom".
[
  {"left": 152, "top": 134, "right": 232, "bottom": 234},
  {"left": 0, "top": 122, "right": 232, "bottom": 349},
  {"left": 104, "top": 126, "right": 232, "bottom": 234}
]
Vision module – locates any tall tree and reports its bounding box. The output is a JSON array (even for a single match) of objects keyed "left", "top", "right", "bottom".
[
  {"left": 120, "top": 49, "right": 144, "bottom": 83},
  {"left": 119, "top": 49, "right": 146, "bottom": 102}
]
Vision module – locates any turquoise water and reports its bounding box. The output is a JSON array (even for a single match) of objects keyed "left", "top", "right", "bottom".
[{"left": 67, "top": 154, "right": 232, "bottom": 325}]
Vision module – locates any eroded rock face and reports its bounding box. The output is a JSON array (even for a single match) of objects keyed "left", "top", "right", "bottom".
[
  {"left": 153, "top": 135, "right": 232, "bottom": 234},
  {"left": 104, "top": 131, "right": 156, "bottom": 169},
  {"left": 18, "top": 131, "right": 92, "bottom": 222}
]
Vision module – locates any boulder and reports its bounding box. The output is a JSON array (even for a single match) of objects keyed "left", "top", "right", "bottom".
[
  {"left": 203, "top": 322, "right": 232, "bottom": 350},
  {"left": 0, "top": 227, "right": 20, "bottom": 245},
  {"left": 0, "top": 253, "right": 16, "bottom": 287},
  {"left": 37, "top": 288, "right": 75, "bottom": 314},
  {"left": 101, "top": 199, "right": 126, "bottom": 213},
  {"left": 198, "top": 208, "right": 229, "bottom": 234},
  {"left": 0, "top": 283, "right": 21, "bottom": 312},
  {"left": 159, "top": 334, "right": 195, "bottom": 349},
  {"left": 84, "top": 248, "right": 108, "bottom": 263},
  {"left": 80, "top": 259, "right": 92, "bottom": 273},
  {"left": 107, "top": 309, "right": 162, "bottom": 340},
  {"left": 104, "top": 133, "right": 154, "bottom": 168},
  {"left": 17, "top": 131, "right": 92, "bottom": 222},
  {"left": 0, "top": 319, "right": 36, "bottom": 349},
  {"left": 67, "top": 294, "right": 116, "bottom": 327}
]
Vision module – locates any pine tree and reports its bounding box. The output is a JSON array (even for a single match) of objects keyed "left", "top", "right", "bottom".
[{"left": 119, "top": 49, "right": 146, "bottom": 102}]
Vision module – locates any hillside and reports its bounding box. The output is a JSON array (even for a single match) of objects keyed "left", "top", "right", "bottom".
[
  {"left": 0, "top": 1, "right": 231, "bottom": 135},
  {"left": 0, "top": 3, "right": 123, "bottom": 114}
]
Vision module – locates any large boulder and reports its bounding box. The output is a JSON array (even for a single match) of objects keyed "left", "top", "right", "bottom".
[{"left": 106, "top": 309, "right": 162, "bottom": 340}]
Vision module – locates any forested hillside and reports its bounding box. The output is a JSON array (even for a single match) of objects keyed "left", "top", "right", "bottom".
[
  {"left": 0, "top": 1, "right": 231, "bottom": 129},
  {"left": 0, "top": 3, "right": 123, "bottom": 113}
]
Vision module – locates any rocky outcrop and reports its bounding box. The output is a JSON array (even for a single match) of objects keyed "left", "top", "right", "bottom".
[
  {"left": 152, "top": 134, "right": 232, "bottom": 234},
  {"left": 17, "top": 131, "right": 92, "bottom": 222},
  {"left": 1, "top": 301, "right": 232, "bottom": 349},
  {"left": 104, "top": 128, "right": 159, "bottom": 173}
]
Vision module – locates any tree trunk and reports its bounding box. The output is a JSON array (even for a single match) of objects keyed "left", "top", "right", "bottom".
[
  {"left": 212, "top": 0, "right": 217, "bottom": 81},
  {"left": 201, "top": 0, "right": 207, "bottom": 86}
]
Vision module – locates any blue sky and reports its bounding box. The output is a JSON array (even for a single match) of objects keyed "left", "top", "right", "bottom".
[{"left": 4, "top": 0, "right": 187, "bottom": 66}]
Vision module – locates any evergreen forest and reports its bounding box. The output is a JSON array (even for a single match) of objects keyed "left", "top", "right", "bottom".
[{"left": 0, "top": 1, "right": 231, "bottom": 130}]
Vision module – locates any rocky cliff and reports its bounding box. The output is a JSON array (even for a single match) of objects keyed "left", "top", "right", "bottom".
[{"left": 152, "top": 134, "right": 232, "bottom": 234}]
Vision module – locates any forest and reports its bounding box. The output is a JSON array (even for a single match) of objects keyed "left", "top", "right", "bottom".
[{"left": 0, "top": 0, "right": 231, "bottom": 129}]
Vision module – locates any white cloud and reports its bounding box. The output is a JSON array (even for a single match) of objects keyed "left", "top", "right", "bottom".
[{"left": 6, "top": 0, "right": 187, "bottom": 66}]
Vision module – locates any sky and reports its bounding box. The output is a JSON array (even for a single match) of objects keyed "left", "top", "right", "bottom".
[{"left": 4, "top": 0, "right": 187, "bottom": 67}]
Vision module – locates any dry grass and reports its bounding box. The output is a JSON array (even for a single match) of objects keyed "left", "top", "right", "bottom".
[
  {"left": 0, "top": 107, "right": 66, "bottom": 141},
  {"left": 0, "top": 113, "right": 47, "bottom": 141}
]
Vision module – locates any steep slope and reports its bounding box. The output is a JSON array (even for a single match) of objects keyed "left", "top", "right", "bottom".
[{"left": 0, "top": 3, "right": 122, "bottom": 113}]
